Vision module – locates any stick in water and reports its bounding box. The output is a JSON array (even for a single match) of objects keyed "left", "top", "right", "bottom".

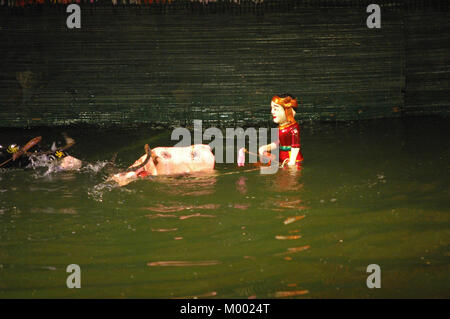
[
  {"left": 25, "top": 134, "right": 76, "bottom": 157},
  {"left": 13, "top": 136, "right": 42, "bottom": 161},
  {"left": 0, "top": 136, "right": 42, "bottom": 167}
]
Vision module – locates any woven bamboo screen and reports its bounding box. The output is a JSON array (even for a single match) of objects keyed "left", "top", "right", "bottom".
[{"left": 0, "top": 0, "right": 448, "bottom": 127}]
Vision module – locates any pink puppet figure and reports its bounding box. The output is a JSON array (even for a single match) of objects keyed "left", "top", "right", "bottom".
[{"left": 237, "top": 147, "right": 245, "bottom": 167}]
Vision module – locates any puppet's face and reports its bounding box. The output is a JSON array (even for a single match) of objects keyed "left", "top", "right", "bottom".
[{"left": 271, "top": 102, "right": 287, "bottom": 124}]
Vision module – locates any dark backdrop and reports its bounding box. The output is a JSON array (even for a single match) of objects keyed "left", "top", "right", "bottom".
[{"left": 0, "top": 1, "right": 448, "bottom": 127}]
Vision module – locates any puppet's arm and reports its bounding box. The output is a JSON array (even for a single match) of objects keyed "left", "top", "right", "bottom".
[
  {"left": 258, "top": 142, "right": 277, "bottom": 157},
  {"left": 288, "top": 147, "right": 300, "bottom": 166}
]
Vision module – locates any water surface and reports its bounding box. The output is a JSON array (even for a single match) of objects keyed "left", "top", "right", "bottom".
[{"left": 0, "top": 118, "right": 448, "bottom": 298}]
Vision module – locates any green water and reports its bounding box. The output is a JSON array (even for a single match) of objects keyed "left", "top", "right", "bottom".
[{"left": 0, "top": 118, "right": 449, "bottom": 298}]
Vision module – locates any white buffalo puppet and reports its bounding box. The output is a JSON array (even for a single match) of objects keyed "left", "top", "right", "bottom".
[{"left": 111, "top": 144, "right": 215, "bottom": 186}]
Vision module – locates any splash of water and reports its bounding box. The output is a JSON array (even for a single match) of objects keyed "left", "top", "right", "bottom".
[
  {"left": 28, "top": 154, "right": 110, "bottom": 176},
  {"left": 80, "top": 161, "right": 108, "bottom": 173},
  {"left": 88, "top": 180, "right": 116, "bottom": 202}
]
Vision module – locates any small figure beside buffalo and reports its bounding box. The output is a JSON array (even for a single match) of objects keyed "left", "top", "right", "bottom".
[{"left": 0, "top": 134, "right": 82, "bottom": 171}]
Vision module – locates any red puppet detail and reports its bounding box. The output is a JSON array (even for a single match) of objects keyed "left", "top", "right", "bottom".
[
  {"left": 271, "top": 95, "right": 304, "bottom": 168},
  {"left": 277, "top": 121, "right": 304, "bottom": 167}
]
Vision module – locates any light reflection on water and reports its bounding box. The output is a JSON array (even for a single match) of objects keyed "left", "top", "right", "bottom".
[{"left": 0, "top": 118, "right": 448, "bottom": 298}]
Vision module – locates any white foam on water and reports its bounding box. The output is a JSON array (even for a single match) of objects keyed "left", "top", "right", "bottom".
[
  {"left": 88, "top": 180, "right": 120, "bottom": 202},
  {"left": 80, "top": 161, "right": 108, "bottom": 173}
]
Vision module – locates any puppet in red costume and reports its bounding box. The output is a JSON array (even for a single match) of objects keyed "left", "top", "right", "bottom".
[{"left": 259, "top": 93, "right": 303, "bottom": 168}]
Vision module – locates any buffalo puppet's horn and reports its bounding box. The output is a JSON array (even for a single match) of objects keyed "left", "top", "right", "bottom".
[{"left": 126, "top": 144, "right": 155, "bottom": 172}]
